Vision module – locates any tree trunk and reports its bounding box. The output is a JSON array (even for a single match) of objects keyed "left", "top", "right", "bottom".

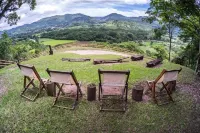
[
  {"left": 195, "top": 53, "right": 200, "bottom": 75},
  {"left": 168, "top": 22, "right": 172, "bottom": 62},
  {"left": 169, "top": 35, "right": 172, "bottom": 61}
]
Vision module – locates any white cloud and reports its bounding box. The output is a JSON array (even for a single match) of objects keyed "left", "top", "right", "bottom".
[{"left": 0, "top": 0, "right": 149, "bottom": 30}]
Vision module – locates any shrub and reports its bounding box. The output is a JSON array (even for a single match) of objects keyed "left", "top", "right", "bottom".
[{"left": 153, "top": 45, "right": 168, "bottom": 60}]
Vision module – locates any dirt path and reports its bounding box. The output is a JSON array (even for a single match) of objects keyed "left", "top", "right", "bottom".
[
  {"left": 0, "top": 76, "right": 6, "bottom": 98},
  {"left": 64, "top": 50, "right": 130, "bottom": 57},
  {"left": 177, "top": 78, "right": 200, "bottom": 132}
]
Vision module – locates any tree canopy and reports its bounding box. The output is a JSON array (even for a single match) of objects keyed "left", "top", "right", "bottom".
[{"left": 0, "top": 0, "right": 36, "bottom": 25}]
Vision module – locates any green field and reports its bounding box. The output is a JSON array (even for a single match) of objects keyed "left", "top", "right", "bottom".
[
  {"left": 0, "top": 45, "right": 198, "bottom": 132},
  {"left": 40, "top": 38, "right": 76, "bottom": 46}
]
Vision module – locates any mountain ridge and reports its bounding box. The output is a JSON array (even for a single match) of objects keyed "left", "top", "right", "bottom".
[{"left": 1, "top": 13, "right": 154, "bottom": 35}]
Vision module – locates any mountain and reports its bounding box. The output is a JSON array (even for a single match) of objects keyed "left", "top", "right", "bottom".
[{"left": 1, "top": 13, "right": 155, "bottom": 35}]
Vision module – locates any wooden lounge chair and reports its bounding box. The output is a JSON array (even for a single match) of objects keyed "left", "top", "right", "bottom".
[
  {"left": 98, "top": 69, "right": 130, "bottom": 112},
  {"left": 17, "top": 64, "right": 47, "bottom": 101},
  {"left": 146, "top": 68, "right": 182, "bottom": 104},
  {"left": 46, "top": 69, "right": 82, "bottom": 110}
]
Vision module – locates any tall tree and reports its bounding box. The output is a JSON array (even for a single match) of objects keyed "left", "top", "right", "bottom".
[
  {"left": 0, "top": 0, "right": 36, "bottom": 25},
  {"left": 146, "top": 0, "right": 178, "bottom": 61},
  {"left": 173, "top": 0, "right": 200, "bottom": 74}
]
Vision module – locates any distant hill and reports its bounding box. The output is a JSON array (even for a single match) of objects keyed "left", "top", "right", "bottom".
[{"left": 1, "top": 13, "right": 157, "bottom": 36}]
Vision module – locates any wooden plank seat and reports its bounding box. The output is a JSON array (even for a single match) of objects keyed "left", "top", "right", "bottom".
[
  {"left": 62, "top": 58, "right": 91, "bottom": 62},
  {"left": 146, "top": 59, "right": 162, "bottom": 67},
  {"left": 0, "top": 60, "right": 15, "bottom": 64},
  {"left": 93, "top": 57, "right": 129, "bottom": 65},
  {"left": 131, "top": 55, "right": 144, "bottom": 61},
  {"left": 0, "top": 62, "right": 13, "bottom": 65}
]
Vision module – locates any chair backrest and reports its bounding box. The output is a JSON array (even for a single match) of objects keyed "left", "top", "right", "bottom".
[
  {"left": 98, "top": 69, "right": 130, "bottom": 86},
  {"left": 155, "top": 68, "right": 182, "bottom": 83},
  {"left": 46, "top": 68, "right": 78, "bottom": 85},
  {"left": 17, "top": 63, "right": 41, "bottom": 81}
]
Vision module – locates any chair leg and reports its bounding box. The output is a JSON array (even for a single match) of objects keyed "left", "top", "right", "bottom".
[
  {"left": 162, "top": 83, "right": 174, "bottom": 102},
  {"left": 152, "top": 84, "right": 157, "bottom": 104},
  {"left": 98, "top": 86, "right": 101, "bottom": 101},
  {"left": 21, "top": 79, "right": 34, "bottom": 97},
  {"left": 125, "top": 86, "right": 128, "bottom": 102},
  {"left": 53, "top": 84, "right": 62, "bottom": 106},
  {"left": 53, "top": 84, "right": 78, "bottom": 110},
  {"left": 27, "top": 77, "right": 36, "bottom": 87}
]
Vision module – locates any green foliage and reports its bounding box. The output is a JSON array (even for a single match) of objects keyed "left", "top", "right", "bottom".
[
  {"left": 173, "top": 44, "right": 198, "bottom": 69},
  {"left": 0, "top": 33, "right": 46, "bottom": 61},
  {"left": 10, "top": 40, "right": 46, "bottom": 61},
  {"left": 0, "top": 32, "right": 12, "bottom": 59},
  {"left": 146, "top": 50, "right": 154, "bottom": 57},
  {"left": 118, "top": 42, "right": 144, "bottom": 53},
  {"left": 41, "top": 28, "right": 150, "bottom": 43},
  {"left": 153, "top": 45, "right": 168, "bottom": 60},
  {"left": 153, "top": 27, "right": 167, "bottom": 40},
  {"left": 0, "top": 0, "right": 36, "bottom": 25}
]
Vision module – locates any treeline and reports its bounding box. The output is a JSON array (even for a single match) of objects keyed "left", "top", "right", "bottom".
[{"left": 41, "top": 28, "right": 151, "bottom": 43}]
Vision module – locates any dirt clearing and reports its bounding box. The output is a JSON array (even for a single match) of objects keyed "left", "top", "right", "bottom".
[{"left": 64, "top": 50, "right": 129, "bottom": 57}]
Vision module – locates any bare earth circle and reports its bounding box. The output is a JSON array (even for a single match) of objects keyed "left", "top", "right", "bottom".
[{"left": 64, "top": 50, "right": 129, "bottom": 57}]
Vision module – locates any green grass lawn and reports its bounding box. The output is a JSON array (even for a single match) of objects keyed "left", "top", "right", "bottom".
[
  {"left": 0, "top": 49, "right": 197, "bottom": 132},
  {"left": 40, "top": 38, "right": 76, "bottom": 46}
]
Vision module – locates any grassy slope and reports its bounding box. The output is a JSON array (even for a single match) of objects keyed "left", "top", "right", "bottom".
[
  {"left": 40, "top": 38, "right": 76, "bottom": 46},
  {"left": 0, "top": 49, "right": 197, "bottom": 132}
]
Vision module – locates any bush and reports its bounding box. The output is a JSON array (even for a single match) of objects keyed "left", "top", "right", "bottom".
[{"left": 153, "top": 45, "right": 168, "bottom": 60}]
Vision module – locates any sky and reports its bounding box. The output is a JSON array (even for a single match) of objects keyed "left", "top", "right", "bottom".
[{"left": 0, "top": 0, "right": 150, "bottom": 30}]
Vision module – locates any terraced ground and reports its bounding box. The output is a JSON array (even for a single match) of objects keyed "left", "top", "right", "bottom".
[{"left": 0, "top": 43, "right": 199, "bottom": 133}]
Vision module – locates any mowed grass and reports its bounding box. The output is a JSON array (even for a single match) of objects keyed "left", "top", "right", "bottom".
[
  {"left": 0, "top": 51, "right": 197, "bottom": 133},
  {"left": 40, "top": 38, "right": 76, "bottom": 46}
]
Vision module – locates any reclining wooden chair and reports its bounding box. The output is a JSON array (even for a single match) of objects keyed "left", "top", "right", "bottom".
[
  {"left": 46, "top": 68, "right": 82, "bottom": 110},
  {"left": 17, "top": 64, "right": 47, "bottom": 101},
  {"left": 147, "top": 68, "right": 182, "bottom": 104},
  {"left": 98, "top": 69, "right": 130, "bottom": 112}
]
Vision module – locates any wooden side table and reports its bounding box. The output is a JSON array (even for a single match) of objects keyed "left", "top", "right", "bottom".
[
  {"left": 46, "top": 81, "right": 56, "bottom": 97},
  {"left": 132, "top": 85, "right": 144, "bottom": 101},
  {"left": 87, "top": 84, "right": 96, "bottom": 101}
]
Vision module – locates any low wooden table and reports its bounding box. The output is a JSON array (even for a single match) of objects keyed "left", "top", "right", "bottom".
[
  {"left": 62, "top": 58, "right": 91, "bottom": 62},
  {"left": 131, "top": 55, "right": 144, "bottom": 61},
  {"left": 146, "top": 59, "right": 162, "bottom": 67},
  {"left": 46, "top": 81, "right": 56, "bottom": 97},
  {"left": 132, "top": 85, "right": 144, "bottom": 101},
  {"left": 87, "top": 84, "right": 96, "bottom": 101}
]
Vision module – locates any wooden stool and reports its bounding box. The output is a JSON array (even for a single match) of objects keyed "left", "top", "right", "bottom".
[
  {"left": 87, "top": 84, "right": 96, "bottom": 101},
  {"left": 46, "top": 82, "right": 56, "bottom": 97},
  {"left": 132, "top": 85, "right": 144, "bottom": 101}
]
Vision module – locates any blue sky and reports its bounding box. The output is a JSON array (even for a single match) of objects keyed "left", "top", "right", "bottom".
[{"left": 0, "top": 0, "right": 150, "bottom": 30}]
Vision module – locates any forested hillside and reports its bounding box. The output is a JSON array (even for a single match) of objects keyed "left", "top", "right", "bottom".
[{"left": 1, "top": 13, "right": 154, "bottom": 36}]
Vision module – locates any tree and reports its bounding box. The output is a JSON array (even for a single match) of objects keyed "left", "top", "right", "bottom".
[
  {"left": 146, "top": 0, "right": 178, "bottom": 61},
  {"left": 153, "top": 27, "right": 167, "bottom": 40},
  {"left": 0, "top": 0, "right": 36, "bottom": 25},
  {"left": 173, "top": 0, "right": 200, "bottom": 75},
  {"left": 0, "top": 32, "right": 12, "bottom": 59}
]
